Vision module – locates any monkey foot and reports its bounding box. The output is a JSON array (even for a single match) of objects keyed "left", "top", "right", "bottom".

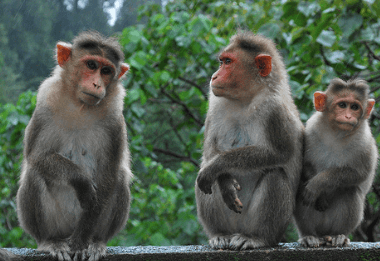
[
  {"left": 209, "top": 235, "right": 231, "bottom": 249},
  {"left": 38, "top": 241, "right": 72, "bottom": 261},
  {"left": 324, "top": 234, "right": 350, "bottom": 247},
  {"left": 87, "top": 242, "right": 106, "bottom": 261},
  {"left": 229, "top": 234, "right": 266, "bottom": 250},
  {"left": 298, "top": 235, "right": 323, "bottom": 248}
]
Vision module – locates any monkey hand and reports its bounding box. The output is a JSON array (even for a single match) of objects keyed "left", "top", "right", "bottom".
[
  {"left": 301, "top": 181, "right": 320, "bottom": 207},
  {"left": 217, "top": 174, "right": 243, "bottom": 214},
  {"left": 197, "top": 166, "right": 217, "bottom": 194},
  {"left": 315, "top": 193, "right": 330, "bottom": 212},
  {"left": 70, "top": 177, "right": 98, "bottom": 211}
]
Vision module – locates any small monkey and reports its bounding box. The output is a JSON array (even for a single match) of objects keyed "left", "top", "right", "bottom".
[
  {"left": 195, "top": 31, "right": 304, "bottom": 250},
  {"left": 16, "top": 31, "right": 132, "bottom": 261},
  {"left": 295, "top": 78, "right": 378, "bottom": 247}
]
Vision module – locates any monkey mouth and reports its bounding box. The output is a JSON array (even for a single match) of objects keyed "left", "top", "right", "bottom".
[
  {"left": 81, "top": 91, "right": 101, "bottom": 105},
  {"left": 82, "top": 91, "right": 100, "bottom": 100},
  {"left": 336, "top": 121, "right": 356, "bottom": 131}
]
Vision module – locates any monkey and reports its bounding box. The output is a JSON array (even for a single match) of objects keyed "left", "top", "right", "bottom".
[
  {"left": 195, "top": 31, "right": 304, "bottom": 250},
  {"left": 16, "top": 31, "right": 132, "bottom": 261},
  {"left": 294, "top": 78, "right": 378, "bottom": 248}
]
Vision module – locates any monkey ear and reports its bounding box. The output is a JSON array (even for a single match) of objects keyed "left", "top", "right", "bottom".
[
  {"left": 56, "top": 42, "right": 72, "bottom": 67},
  {"left": 118, "top": 63, "right": 130, "bottom": 79},
  {"left": 365, "top": 99, "right": 375, "bottom": 119},
  {"left": 255, "top": 54, "right": 272, "bottom": 77},
  {"left": 314, "top": 91, "right": 327, "bottom": 112}
]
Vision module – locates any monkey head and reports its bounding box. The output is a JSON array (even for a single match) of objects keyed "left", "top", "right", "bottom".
[
  {"left": 56, "top": 37, "right": 129, "bottom": 106},
  {"left": 314, "top": 79, "right": 375, "bottom": 132},
  {"left": 210, "top": 35, "right": 272, "bottom": 102}
]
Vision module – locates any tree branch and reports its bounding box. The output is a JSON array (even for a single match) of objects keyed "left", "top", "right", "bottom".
[
  {"left": 153, "top": 147, "right": 199, "bottom": 168},
  {"left": 160, "top": 88, "right": 203, "bottom": 127},
  {"left": 178, "top": 76, "right": 208, "bottom": 99},
  {"left": 365, "top": 42, "right": 380, "bottom": 61}
]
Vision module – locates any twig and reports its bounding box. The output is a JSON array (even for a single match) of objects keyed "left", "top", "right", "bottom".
[
  {"left": 153, "top": 147, "right": 199, "bottom": 167},
  {"left": 178, "top": 76, "right": 208, "bottom": 99},
  {"left": 364, "top": 42, "right": 380, "bottom": 61},
  {"left": 160, "top": 88, "right": 203, "bottom": 127}
]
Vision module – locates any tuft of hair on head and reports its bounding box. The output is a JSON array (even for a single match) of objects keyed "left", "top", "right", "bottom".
[
  {"left": 327, "top": 78, "right": 370, "bottom": 102},
  {"left": 228, "top": 30, "right": 278, "bottom": 57},
  {"left": 72, "top": 30, "right": 125, "bottom": 64}
]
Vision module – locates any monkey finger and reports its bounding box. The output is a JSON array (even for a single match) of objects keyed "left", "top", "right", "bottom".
[
  {"left": 233, "top": 179, "right": 241, "bottom": 191},
  {"left": 234, "top": 197, "right": 243, "bottom": 213}
]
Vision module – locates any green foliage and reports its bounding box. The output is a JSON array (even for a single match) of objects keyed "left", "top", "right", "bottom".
[
  {"left": 0, "top": 91, "right": 36, "bottom": 247},
  {"left": 1, "top": 0, "right": 380, "bottom": 248}
]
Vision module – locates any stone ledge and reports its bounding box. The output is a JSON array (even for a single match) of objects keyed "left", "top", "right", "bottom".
[{"left": 6, "top": 242, "right": 380, "bottom": 261}]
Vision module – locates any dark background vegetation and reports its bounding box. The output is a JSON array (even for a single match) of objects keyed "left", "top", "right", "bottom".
[{"left": 0, "top": 0, "right": 380, "bottom": 248}]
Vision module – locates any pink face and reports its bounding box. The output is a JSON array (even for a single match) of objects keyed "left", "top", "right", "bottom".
[
  {"left": 77, "top": 55, "right": 116, "bottom": 106},
  {"left": 210, "top": 50, "right": 252, "bottom": 100},
  {"left": 328, "top": 93, "right": 363, "bottom": 131}
]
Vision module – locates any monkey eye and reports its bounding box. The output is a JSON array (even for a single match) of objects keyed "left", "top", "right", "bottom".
[
  {"left": 87, "top": 60, "right": 98, "bottom": 70},
  {"left": 224, "top": 58, "right": 232, "bottom": 65},
  {"left": 101, "top": 67, "right": 113, "bottom": 75},
  {"left": 351, "top": 104, "right": 359, "bottom": 111},
  {"left": 338, "top": 102, "right": 347, "bottom": 108}
]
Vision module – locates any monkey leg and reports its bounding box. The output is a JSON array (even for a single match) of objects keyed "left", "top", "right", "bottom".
[
  {"left": 17, "top": 173, "right": 80, "bottom": 261},
  {"left": 88, "top": 177, "right": 130, "bottom": 261},
  {"left": 295, "top": 189, "right": 362, "bottom": 246},
  {"left": 229, "top": 168, "right": 293, "bottom": 250},
  {"left": 197, "top": 168, "right": 293, "bottom": 250}
]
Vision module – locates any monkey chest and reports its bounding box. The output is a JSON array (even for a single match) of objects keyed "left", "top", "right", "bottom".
[
  {"left": 58, "top": 130, "right": 106, "bottom": 174},
  {"left": 213, "top": 122, "right": 262, "bottom": 151}
]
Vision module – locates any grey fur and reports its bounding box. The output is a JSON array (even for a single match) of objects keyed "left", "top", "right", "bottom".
[
  {"left": 294, "top": 78, "right": 378, "bottom": 248},
  {"left": 16, "top": 32, "right": 132, "bottom": 261},
  {"left": 196, "top": 31, "right": 304, "bottom": 250}
]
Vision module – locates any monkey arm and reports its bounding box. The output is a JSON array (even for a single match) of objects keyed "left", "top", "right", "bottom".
[
  {"left": 24, "top": 111, "right": 98, "bottom": 210},
  {"left": 302, "top": 166, "right": 367, "bottom": 207},
  {"left": 197, "top": 109, "right": 297, "bottom": 194}
]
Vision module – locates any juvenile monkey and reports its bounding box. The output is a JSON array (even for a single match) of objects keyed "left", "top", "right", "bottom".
[
  {"left": 295, "top": 78, "right": 378, "bottom": 247},
  {"left": 195, "top": 31, "right": 304, "bottom": 250},
  {"left": 16, "top": 31, "right": 132, "bottom": 261}
]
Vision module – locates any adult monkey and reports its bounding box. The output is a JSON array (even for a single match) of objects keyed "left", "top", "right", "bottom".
[
  {"left": 17, "top": 31, "right": 132, "bottom": 261},
  {"left": 196, "top": 31, "right": 304, "bottom": 250},
  {"left": 295, "top": 78, "right": 378, "bottom": 247}
]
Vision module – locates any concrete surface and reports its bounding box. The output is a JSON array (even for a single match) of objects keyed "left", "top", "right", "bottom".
[{"left": 5, "top": 242, "right": 380, "bottom": 261}]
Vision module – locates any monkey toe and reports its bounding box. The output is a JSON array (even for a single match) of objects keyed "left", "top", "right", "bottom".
[
  {"left": 87, "top": 242, "right": 106, "bottom": 261},
  {"left": 229, "top": 234, "right": 266, "bottom": 250},
  {"left": 331, "top": 234, "right": 350, "bottom": 247},
  {"left": 209, "top": 235, "right": 230, "bottom": 249},
  {"left": 299, "top": 236, "right": 320, "bottom": 248}
]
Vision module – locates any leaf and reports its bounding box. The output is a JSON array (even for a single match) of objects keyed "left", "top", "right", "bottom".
[
  {"left": 327, "top": 51, "right": 345, "bottom": 64},
  {"left": 297, "top": 2, "right": 320, "bottom": 17},
  {"left": 338, "top": 14, "right": 363, "bottom": 38},
  {"left": 258, "top": 23, "right": 281, "bottom": 40},
  {"left": 316, "top": 30, "right": 336, "bottom": 47}
]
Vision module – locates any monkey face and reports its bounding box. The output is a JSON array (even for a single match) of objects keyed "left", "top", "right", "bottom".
[
  {"left": 210, "top": 50, "right": 256, "bottom": 101},
  {"left": 77, "top": 55, "right": 116, "bottom": 106},
  {"left": 328, "top": 93, "right": 363, "bottom": 131}
]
